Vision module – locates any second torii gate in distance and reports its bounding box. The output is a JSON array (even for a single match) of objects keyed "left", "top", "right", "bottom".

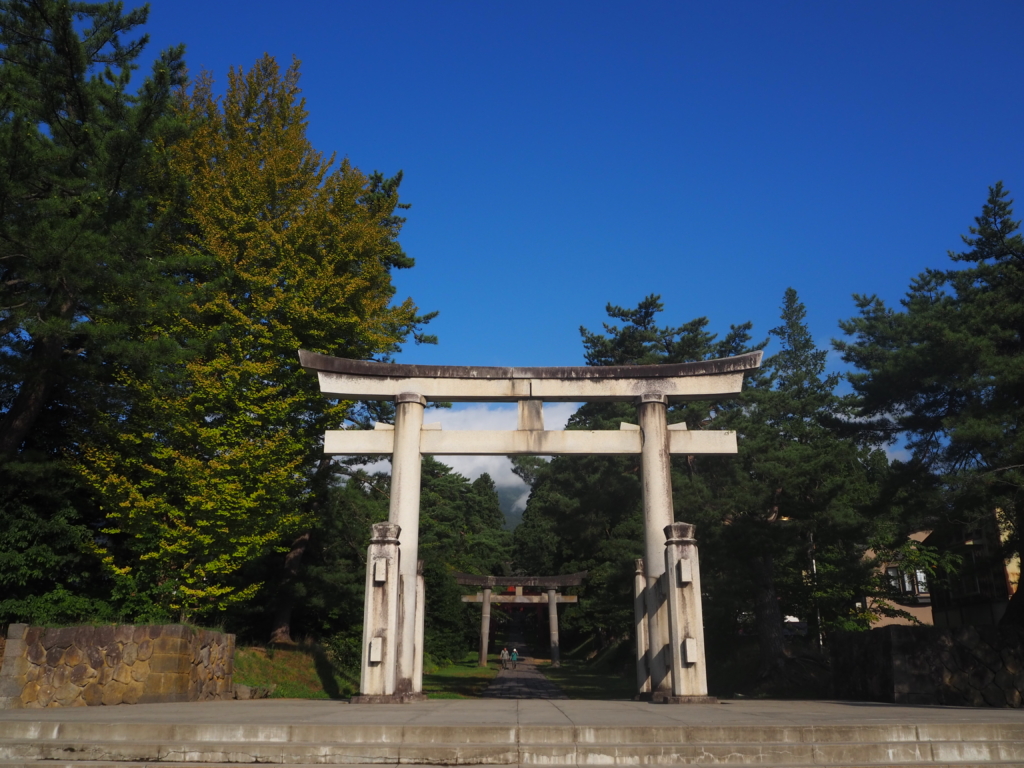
[
  {"left": 456, "top": 572, "right": 587, "bottom": 667},
  {"left": 300, "top": 349, "right": 762, "bottom": 703}
]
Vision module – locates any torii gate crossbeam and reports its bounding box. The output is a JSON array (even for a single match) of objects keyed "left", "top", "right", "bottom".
[{"left": 299, "top": 349, "right": 762, "bottom": 703}]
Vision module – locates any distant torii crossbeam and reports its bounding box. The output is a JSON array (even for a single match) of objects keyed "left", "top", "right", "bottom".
[{"left": 300, "top": 349, "right": 762, "bottom": 703}]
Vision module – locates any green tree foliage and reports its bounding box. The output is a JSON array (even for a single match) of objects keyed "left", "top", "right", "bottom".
[
  {"left": 418, "top": 458, "right": 512, "bottom": 662},
  {"left": 516, "top": 293, "right": 891, "bottom": 685},
  {"left": 240, "top": 458, "right": 511, "bottom": 666},
  {"left": 0, "top": 468, "right": 115, "bottom": 624},
  {"left": 700, "top": 289, "right": 887, "bottom": 676},
  {"left": 252, "top": 469, "right": 392, "bottom": 666},
  {"left": 0, "top": 0, "right": 187, "bottom": 453},
  {"left": 78, "top": 55, "right": 436, "bottom": 622},
  {"left": 837, "top": 182, "right": 1024, "bottom": 626},
  {"left": 0, "top": 0, "right": 186, "bottom": 623}
]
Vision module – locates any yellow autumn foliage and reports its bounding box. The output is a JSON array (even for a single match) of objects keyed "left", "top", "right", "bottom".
[{"left": 80, "top": 55, "right": 431, "bottom": 621}]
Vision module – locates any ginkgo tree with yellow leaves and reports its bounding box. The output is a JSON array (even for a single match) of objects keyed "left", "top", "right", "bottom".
[{"left": 80, "top": 55, "right": 435, "bottom": 623}]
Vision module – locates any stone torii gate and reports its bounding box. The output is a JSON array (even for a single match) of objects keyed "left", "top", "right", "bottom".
[
  {"left": 455, "top": 572, "right": 587, "bottom": 667},
  {"left": 299, "top": 349, "right": 761, "bottom": 703}
]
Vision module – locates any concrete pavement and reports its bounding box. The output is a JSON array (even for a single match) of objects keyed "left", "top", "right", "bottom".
[
  {"left": 2, "top": 696, "right": 1023, "bottom": 727},
  {"left": 2, "top": 697, "right": 1024, "bottom": 765}
]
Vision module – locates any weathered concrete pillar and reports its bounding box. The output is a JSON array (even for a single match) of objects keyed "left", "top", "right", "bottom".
[
  {"left": 633, "top": 558, "right": 651, "bottom": 695},
  {"left": 478, "top": 587, "right": 492, "bottom": 667},
  {"left": 0, "top": 624, "right": 29, "bottom": 710},
  {"left": 638, "top": 393, "right": 673, "bottom": 696},
  {"left": 357, "top": 523, "right": 401, "bottom": 700},
  {"left": 660, "top": 522, "right": 716, "bottom": 703},
  {"left": 390, "top": 392, "right": 425, "bottom": 695},
  {"left": 517, "top": 399, "right": 544, "bottom": 431},
  {"left": 413, "top": 560, "right": 425, "bottom": 692},
  {"left": 547, "top": 588, "right": 560, "bottom": 667}
]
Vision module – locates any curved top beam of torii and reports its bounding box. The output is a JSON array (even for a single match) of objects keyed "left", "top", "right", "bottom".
[{"left": 298, "top": 349, "right": 763, "bottom": 403}]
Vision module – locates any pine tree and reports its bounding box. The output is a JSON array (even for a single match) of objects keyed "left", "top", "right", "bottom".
[
  {"left": 0, "top": 0, "right": 187, "bottom": 622},
  {"left": 837, "top": 182, "right": 1024, "bottom": 626},
  {"left": 707, "top": 289, "right": 882, "bottom": 676},
  {"left": 0, "top": 0, "right": 187, "bottom": 454}
]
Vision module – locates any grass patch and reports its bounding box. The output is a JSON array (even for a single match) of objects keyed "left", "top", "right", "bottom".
[
  {"left": 234, "top": 644, "right": 357, "bottom": 699},
  {"left": 538, "top": 659, "right": 636, "bottom": 700},
  {"left": 421, "top": 654, "right": 500, "bottom": 699}
]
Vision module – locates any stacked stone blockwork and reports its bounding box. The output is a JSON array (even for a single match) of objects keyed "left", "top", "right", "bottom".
[
  {"left": 0, "top": 624, "right": 234, "bottom": 709},
  {"left": 831, "top": 625, "right": 1024, "bottom": 707}
]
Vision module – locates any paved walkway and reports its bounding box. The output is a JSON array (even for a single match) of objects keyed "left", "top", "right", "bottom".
[
  {"left": 482, "top": 660, "right": 567, "bottom": 699},
  {"left": 1, "top": 697, "right": 1022, "bottom": 727}
]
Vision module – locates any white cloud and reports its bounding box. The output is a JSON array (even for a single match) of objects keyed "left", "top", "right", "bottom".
[
  {"left": 425, "top": 401, "right": 578, "bottom": 432},
  {"left": 884, "top": 444, "right": 911, "bottom": 463},
  {"left": 343, "top": 402, "right": 581, "bottom": 513}
]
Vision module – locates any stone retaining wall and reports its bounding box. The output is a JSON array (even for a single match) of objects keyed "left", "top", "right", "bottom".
[
  {"left": 831, "top": 624, "right": 1024, "bottom": 707},
  {"left": 0, "top": 623, "right": 234, "bottom": 709}
]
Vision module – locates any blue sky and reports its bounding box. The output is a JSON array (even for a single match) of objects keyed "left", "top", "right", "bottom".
[{"left": 141, "top": 0, "right": 1023, "bottom": 512}]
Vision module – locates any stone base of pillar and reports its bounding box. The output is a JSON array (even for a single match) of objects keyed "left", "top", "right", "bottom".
[
  {"left": 652, "top": 692, "right": 719, "bottom": 705},
  {"left": 350, "top": 692, "right": 428, "bottom": 704}
]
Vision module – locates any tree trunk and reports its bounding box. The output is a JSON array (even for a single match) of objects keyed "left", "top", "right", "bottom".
[
  {"left": 267, "top": 458, "right": 332, "bottom": 644},
  {"left": 268, "top": 530, "right": 311, "bottom": 645},
  {"left": 0, "top": 334, "right": 64, "bottom": 455},
  {"left": 751, "top": 552, "right": 787, "bottom": 677}
]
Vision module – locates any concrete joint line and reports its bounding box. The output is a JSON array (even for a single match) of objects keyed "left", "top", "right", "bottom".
[{"left": 515, "top": 699, "right": 521, "bottom": 765}]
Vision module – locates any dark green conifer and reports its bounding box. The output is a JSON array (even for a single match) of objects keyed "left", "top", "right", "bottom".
[
  {"left": 0, "top": 0, "right": 186, "bottom": 623},
  {"left": 837, "top": 182, "right": 1024, "bottom": 626}
]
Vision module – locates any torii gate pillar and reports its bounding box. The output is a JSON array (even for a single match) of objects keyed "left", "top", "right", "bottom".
[
  {"left": 390, "top": 392, "right": 426, "bottom": 697},
  {"left": 639, "top": 393, "right": 674, "bottom": 697},
  {"left": 547, "top": 588, "right": 560, "bottom": 666}
]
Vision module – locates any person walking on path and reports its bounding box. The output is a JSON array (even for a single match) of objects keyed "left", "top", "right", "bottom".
[
  {"left": 499, "top": 647, "right": 510, "bottom": 670},
  {"left": 510, "top": 648, "right": 519, "bottom": 670}
]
